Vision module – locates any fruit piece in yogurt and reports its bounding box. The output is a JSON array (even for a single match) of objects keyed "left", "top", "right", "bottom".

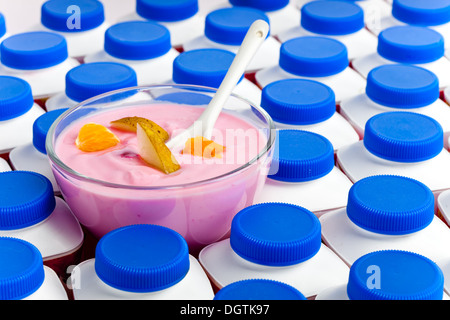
[
  {"left": 136, "top": 122, "right": 180, "bottom": 174},
  {"left": 182, "top": 136, "right": 226, "bottom": 158},
  {"left": 110, "top": 116, "right": 169, "bottom": 142},
  {"left": 75, "top": 123, "right": 120, "bottom": 152}
]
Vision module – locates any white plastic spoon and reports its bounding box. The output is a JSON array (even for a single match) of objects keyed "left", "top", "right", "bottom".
[{"left": 166, "top": 19, "right": 270, "bottom": 150}]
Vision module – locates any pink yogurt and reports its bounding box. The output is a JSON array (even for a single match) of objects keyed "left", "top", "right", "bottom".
[{"left": 53, "top": 103, "right": 271, "bottom": 255}]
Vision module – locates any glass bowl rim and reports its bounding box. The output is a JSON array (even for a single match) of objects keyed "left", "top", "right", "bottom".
[{"left": 45, "top": 84, "right": 276, "bottom": 191}]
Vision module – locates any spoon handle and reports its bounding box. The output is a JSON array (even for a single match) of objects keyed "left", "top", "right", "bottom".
[
  {"left": 201, "top": 19, "right": 270, "bottom": 139},
  {"left": 166, "top": 19, "right": 269, "bottom": 149}
]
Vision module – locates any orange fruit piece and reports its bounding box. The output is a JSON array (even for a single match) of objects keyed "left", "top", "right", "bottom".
[
  {"left": 182, "top": 136, "right": 226, "bottom": 158},
  {"left": 75, "top": 122, "right": 120, "bottom": 152}
]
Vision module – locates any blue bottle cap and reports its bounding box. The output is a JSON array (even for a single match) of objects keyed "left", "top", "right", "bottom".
[
  {"left": 173, "top": 48, "right": 243, "bottom": 88},
  {"left": 0, "top": 13, "right": 6, "bottom": 38},
  {"left": 269, "top": 129, "right": 335, "bottom": 182},
  {"left": 0, "top": 31, "right": 68, "bottom": 70},
  {"left": 41, "top": 0, "right": 105, "bottom": 32},
  {"left": 301, "top": 0, "right": 364, "bottom": 36},
  {"left": 279, "top": 36, "right": 349, "bottom": 77},
  {"left": 377, "top": 26, "right": 445, "bottom": 64},
  {"left": 65, "top": 62, "right": 137, "bottom": 102},
  {"left": 33, "top": 108, "right": 68, "bottom": 155},
  {"left": 229, "top": 0, "right": 289, "bottom": 12},
  {"left": 0, "top": 171, "right": 56, "bottom": 230},
  {"left": 347, "top": 250, "right": 444, "bottom": 300},
  {"left": 205, "top": 7, "right": 270, "bottom": 46},
  {"left": 366, "top": 64, "right": 440, "bottom": 108},
  {"left": 363, "top": 111, "right": 443, "bottom": 162},
  {"left": 214, "top": 279, "right": 307, "bottom": 300},
  {"left": 346, "top": 175, "right": 435, "bottom": 235},
  {"left": 95, "top": 224, "right": 190, "bottom": 292},
  {"left": 230, "top": 203, "right": 322, "bottom": 266},
  {"left": 0, "top": 237, "right": 45, "bottom": 300},
  {"left": 136, "top": 0, "right": 199, "bottom": 22},
  {"left": 261, "top": 79, "right": 336, "bottom": 125},
  {"left": 104, "top": 21, "right": 171, "bottom": 60},
  {"left": 392, "top": 0, "right": 450, "bottom": 26},
  {"left": 0, "top": 76, "right": 34, "bottom": 121}
]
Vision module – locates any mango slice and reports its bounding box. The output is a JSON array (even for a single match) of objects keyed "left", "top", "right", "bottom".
[
  {"left": 182, "top": 136, "right": 226, "bottom": 158},
  {"left": 136, "top": 123, "right": 180, "bottom": 174},
  {"left": 76, "top": 123, "right": 120, "bottom": 152},
  {"left": 110, "top": 116, "right": 169, "bottom": 142}
]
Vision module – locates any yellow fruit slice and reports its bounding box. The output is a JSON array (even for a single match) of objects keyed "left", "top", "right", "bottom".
[
  {"left": 182, "top": 136, "right": 226, "bottom": 158},
  {"left": 136, "top": 123, "right": 180, "bottom": 174},
  {"left": 110, "top": 116, "right": 169, "bottom": 142},
  {"left": 75, "top": 123, "right": 120, "bottom": 152}
]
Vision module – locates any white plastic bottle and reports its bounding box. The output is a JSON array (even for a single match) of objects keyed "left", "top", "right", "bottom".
[
  {"left": 198, "top": 202, "right": 350, "bottom": 299},
  {"left": 254, "top": 36, "right": 366, "bottom": 104},
  {"left": 31, "top": 0, "right": 110, "bottom": 61},
  {"left": 0, "top": 171, "right": 84, "bottom": 280},
  {"left": 253, "top": 130, "right": 353, "bottom": 217},
  {"left": 116, "top": 0, "right": 205, "bottom": 50},
  {"left": 336, "top": 111, "right": 450, "bottom": 195},
  {"left": 70, "top": 224, "right": 214, "bottom": 300},
  {"left": 437, "top": 189, "right": 450, "bottom": 227},
  {"left": 316, "top": 250, "right": 447, "bottom": 300},
  {"left": 166, "top": 48, "right": 262, "bottom": 107},
  {"left": 0, "top": 31, "right": 80, "bottom": 101},
  {"left": 0, "top": 76, "right": 45, "bottom": 157},
  {"left": 278, "top": 1, "right": 378, "bottom": 61},
  {"left": 9, "top": 108, "right": 68, "bottom": 194},
  {"left": 198, "top": 0, "right": 228, "bottom": 15},
  {"left": 444, "top": 85, "right": 450, "bottom": 106},
  {"left": 366, "top": 0, "right": 450, "bottom": 44},
  {"left": 84, "top": 21, "right": 179, "bottom": 86},
  {"left": 319, "top": 174, "right": 450, "bottom": 295},
  {"left": 227, "top": 0, "right": 300, "bottom": 37},
  {"left": 351, "top": 25, "right": 450, "bottom": 89},
  {"left": 0, "top": 158, "right": 11, "bottom": 172},
  {"left": 182, "top": 7, "right": 281, "bottom": 74},
  {"left": 340, "top": 64, "right": 450, "bottom": 145},
  {"left": 260, "top": 78, "right": 360, "bottom": 151},
  {"left": 214, "top": 279, "right": 307, "bottom": 300},
  {"left": 354, "top": 0, "right": 393, "bottom": 29},
  {"left": 45, "top": 62, "right": 140, "bottom": 112},
  {"left": 0, "top": 237, "right": 68, "bottom": 300}
]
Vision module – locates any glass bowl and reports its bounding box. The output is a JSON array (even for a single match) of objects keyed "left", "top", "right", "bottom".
[{"left": 46, "top": 84, "right": 275, "bottom": 254}]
